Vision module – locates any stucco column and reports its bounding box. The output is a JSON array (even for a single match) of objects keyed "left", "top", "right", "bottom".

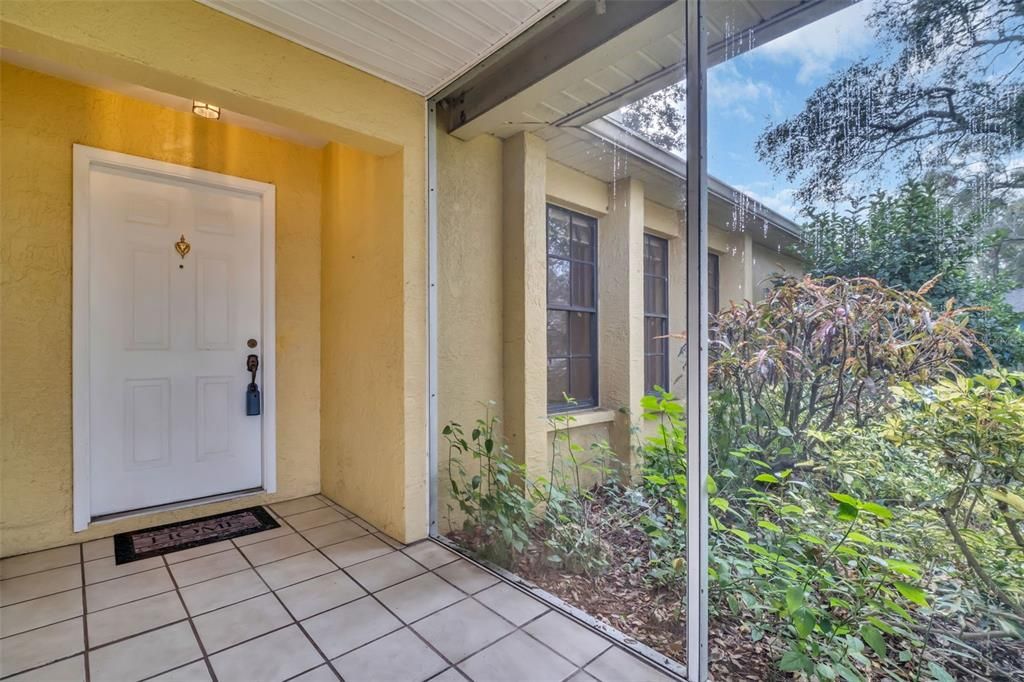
[
  {"left": 501, "top": 132, "right": 548, "bottom": 481},
  {"left": 599, "top": 177, "right": 645, "bottom": 471},
  {"left": 742, "top": 232, "right": 755, "bottom": 301}
]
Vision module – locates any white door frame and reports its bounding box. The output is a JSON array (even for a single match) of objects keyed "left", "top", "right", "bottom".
[{"left": 72, "top": 144, "right": 277, "bottom": 532}]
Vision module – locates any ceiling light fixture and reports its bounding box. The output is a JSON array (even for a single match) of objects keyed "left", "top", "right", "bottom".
[{"left": 192, "top": 100, "right": 221, "bottom": 119}]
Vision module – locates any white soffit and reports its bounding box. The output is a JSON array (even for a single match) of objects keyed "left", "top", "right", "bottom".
[{"left": 197, "top": 0, "right": 567, "bottom": 97}]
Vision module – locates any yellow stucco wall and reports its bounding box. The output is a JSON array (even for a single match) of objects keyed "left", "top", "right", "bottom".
[
  {"left": 0, "top": 64, "right": 324, "bottom": 555},
  {"left": 752, "top": 242, "right": 804, "bottom": 300},
  {"left": 435, "top": 126, "right": 505, "bottom": 530},
  {"left": 1, "top": 0, "right": 430, "bottom": 552},
  {"left": 320, "top": 143, "right": 426, "bottom": 543},
  {"left": 547, "top": 160, "right": 608, "bottom": 216}
]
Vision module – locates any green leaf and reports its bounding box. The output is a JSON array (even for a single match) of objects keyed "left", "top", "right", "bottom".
[
  {"left": 792, "top": 608, "right": 815, "bottom": 638},
  {"left": 866, "top": 616, "right": 895, "bottom": 635},
  {"left": 860, "top": 624, "right": 886, "bottom": 658},
  {"left": 753, "top": 473, "right": 779, "bottom": 484},
  {"left": 829, "top": 492, "right": 861, "bottom": 507},
  {"left": 710, "top": 497, "right": 729, "bottom": 512},
  {"left": 785, "top": 585, "right": 804, "bottom": 612},
  {"left": 816, "top": 662, "right": 837, "bottom": 680},
  {"left": 705, "top": 475, "right": 718, "bottom": 495},
  {"left": 836, "top": 502, "right": 859, "bottom": 521},
  {"left": 988, "top": 489, "right": 1024, "bottom": 515},
  {"left": 860, "top": 501, "right": 893, "bottom": 520},
  {"left": 927, "top": 661, "right": 955, "bottom": 682},
  {"left": 758, "top": 520, "right": 782, "bottom": 532},
  {"left": 834, "top": 663, "right": 862, "bottom": 682},
  {"left": 885, "top": 559, "right": 922, "bottom": 580},
  {"left": 779, "top": 650, "right": 811, "bottom": 673},
  {"left": 728, "top": 527, "right": 752, "bottom": 542},
  {"left": 894, "top": 581, "right": 929, "bottom": 607}
]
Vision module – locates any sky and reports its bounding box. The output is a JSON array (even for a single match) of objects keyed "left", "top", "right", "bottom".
[{"left": 707, "top": 0, "right": 878, "bottom": 221}]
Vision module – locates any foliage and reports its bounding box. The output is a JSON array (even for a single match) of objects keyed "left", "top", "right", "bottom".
[
  {"left": 530, "top": 410, "right": 619, "bottom": 575},
  {"left": 619, "top": 82, "right": 684, "bottom": 152},
  {"left": 799, "top": 181, "right": 1024, "bottom": 369},
  {"left": 443, "top": 404, "right": 533, "bottom": 566},
  {"left": 708, "top": 275, "right": 981, "bottom": 458},
  {"left": 756, "top": 0, "right": 1024, "bottom": 206},
  {"left": 887, "top": 371, "right": 1024, "bottom": 619}
]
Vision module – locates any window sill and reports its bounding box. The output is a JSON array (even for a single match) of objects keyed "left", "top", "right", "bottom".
[{"left": 545, "top": 407, "right": 617, "bottom": 431}]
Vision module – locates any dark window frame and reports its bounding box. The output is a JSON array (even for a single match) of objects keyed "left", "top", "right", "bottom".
[
  {"left": 708, "top": 252, "right": 720, "bottom": 315},
  {"left": 546, "top": 204, "right": 598, "bottom": 412},
  {"left": 644, "top": 234, "right": 670, "bottom": 394}
]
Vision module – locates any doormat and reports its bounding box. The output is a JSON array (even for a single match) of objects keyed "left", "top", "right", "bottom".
[{"left": 113, "top": 506, "right": 279, "bottom": 564}]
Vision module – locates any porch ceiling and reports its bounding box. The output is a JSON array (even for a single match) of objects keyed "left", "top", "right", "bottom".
[
  {"left": 196, "top": 0, "right": 566, "bottom": 97},
  {"left": 440, "top": 0, "right": 850, "bottom": 140}
]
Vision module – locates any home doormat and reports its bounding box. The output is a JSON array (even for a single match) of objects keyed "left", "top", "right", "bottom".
[{"left": 113, "top": 506, "right": 279, "bottom": 564}]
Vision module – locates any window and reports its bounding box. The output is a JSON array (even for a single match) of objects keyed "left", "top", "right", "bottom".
[
  {"left": 708, "top": 252, "right": 720, "bottom": 315},
  {"left": 644, "top": 234, "right": 669, "bottom": 393},
  {"left": 547, "top": 205, "right": 597, "bottom": 411}
]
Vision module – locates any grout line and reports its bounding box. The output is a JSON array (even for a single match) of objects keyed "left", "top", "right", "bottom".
[
  {"left": 429, "top": 535, "right": 686, "bottom": 680},
  {"left": 273, "top": 512, "right": 439, "bottom": 676},
  {"left": 137, "top": 657, "right": 207, "bottom": 682},
  {"left": 80, "top": 544, "right": 91, "bottom": 682},
  {"left": 162, "top": 554, "right": 218, "bottom": 682},
  {"left": 0, "top": 650, "right": 87, "bottom": 681},
  {"left": 232, "top": 514, "right": 339, "bottom": 680},
  {"left": 0, "top": 559, "right": 83, "bottom": 582}
]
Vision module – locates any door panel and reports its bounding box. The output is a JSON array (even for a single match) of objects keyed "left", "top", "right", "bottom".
[{"left": 88, "top": 168, "right": 264, "bottom": 517}]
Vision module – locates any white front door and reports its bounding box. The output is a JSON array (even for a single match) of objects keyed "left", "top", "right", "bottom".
[{"left": 84, "top": 161, "right": 267, "bottom": 517}]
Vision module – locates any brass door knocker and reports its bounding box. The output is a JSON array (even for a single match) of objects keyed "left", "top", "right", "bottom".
[{"left": 175, "top": 234, "right": 191, "bottom": 260}]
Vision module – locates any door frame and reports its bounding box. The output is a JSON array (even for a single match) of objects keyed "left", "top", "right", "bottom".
[{"left": 72, "top": 144, "right": 277, "bottom": 532}]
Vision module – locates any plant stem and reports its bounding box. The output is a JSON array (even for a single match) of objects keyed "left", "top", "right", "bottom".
[{"left": 939, "top": 507, "right": 1024, "bottom": 620}]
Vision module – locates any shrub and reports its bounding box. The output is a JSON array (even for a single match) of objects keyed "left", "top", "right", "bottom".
[
  {"left": 443, "top": 405, "right": 533, "bottom": 566},
  {"left": 709, "top": 275, "right": 982, "bottom": 461}
]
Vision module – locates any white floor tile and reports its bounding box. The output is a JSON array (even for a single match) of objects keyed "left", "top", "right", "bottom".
[
  {"left": 89, "top": 622, "right": 201, "bottom": 681},
  {"left": 0, "top": 618, "right": 84, "bottom": 676},
  {"left": 87, "top": 591, "right": 186, "bottom": 647},
  {"left": 208, "top": 625, "right": 322, "bottom": 682},
  {"left": 256, "top": 551, "right": 335, "bottom": 590},
  {"left": 0, "top": 566, "right": 82, "bottom": 607},
  {"left": 276, "top": 571, "right": 365, "bottom": 620},
  {"left": 0, "top": 590, "right": 82, "bottom": 638},
  {"left": 193, "top": 593, "right": 291, "bottom": 653},
  {"left": 302, "top": 596, "right": 402, "bottom": 659},
  {"left": 0, "top": 546, "right": 80, "bottom": 580},
  {"left": 332, "top": 628, "right": 447, "bottom": 682},
  {"left": 85, "top": 567, "right": 174, "bottom": 612},
  {"left": 178, "top": 569, "right": 267, "bottom": 616}
]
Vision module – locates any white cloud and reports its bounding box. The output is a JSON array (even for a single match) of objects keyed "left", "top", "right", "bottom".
[
  {"left": 757, "top": 0, "right": 876, "bottom": 84},
  {"left": 709, "top": 61, "right": 782, "bottom": 121}
]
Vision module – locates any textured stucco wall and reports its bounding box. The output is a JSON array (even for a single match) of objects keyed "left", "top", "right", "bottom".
[
  {"left": 547, "top": 161, "right": 608, "bottom": 216},
  {"left": 0, "top": 64, "right": 324, "bottom": 555},
  {"left": 599, "top": 178, "right": 645, "bottom": 466},
  {"left": 321, "top": 143, "right": 426, "bottom": 543},
  {"left": 752, "top": 242, "right": 804, "bottom": 300},
  {"left": 435, "top": 125, "right": 505, "bottom": 530},
  {"left": 502, "top": 133, "right": 549, "bottom": 480}
]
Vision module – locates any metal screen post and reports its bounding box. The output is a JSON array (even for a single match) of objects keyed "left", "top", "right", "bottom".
[
  {"left": 427, "top": 102, "right": 439, "bottom": 537},
  {"left": 684, "top": 0, "right": 709, "bottom": 679}
]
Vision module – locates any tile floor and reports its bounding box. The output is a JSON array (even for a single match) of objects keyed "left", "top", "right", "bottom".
[{"left": 0, "top": 496, "right": 677, "bottom": 682}]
